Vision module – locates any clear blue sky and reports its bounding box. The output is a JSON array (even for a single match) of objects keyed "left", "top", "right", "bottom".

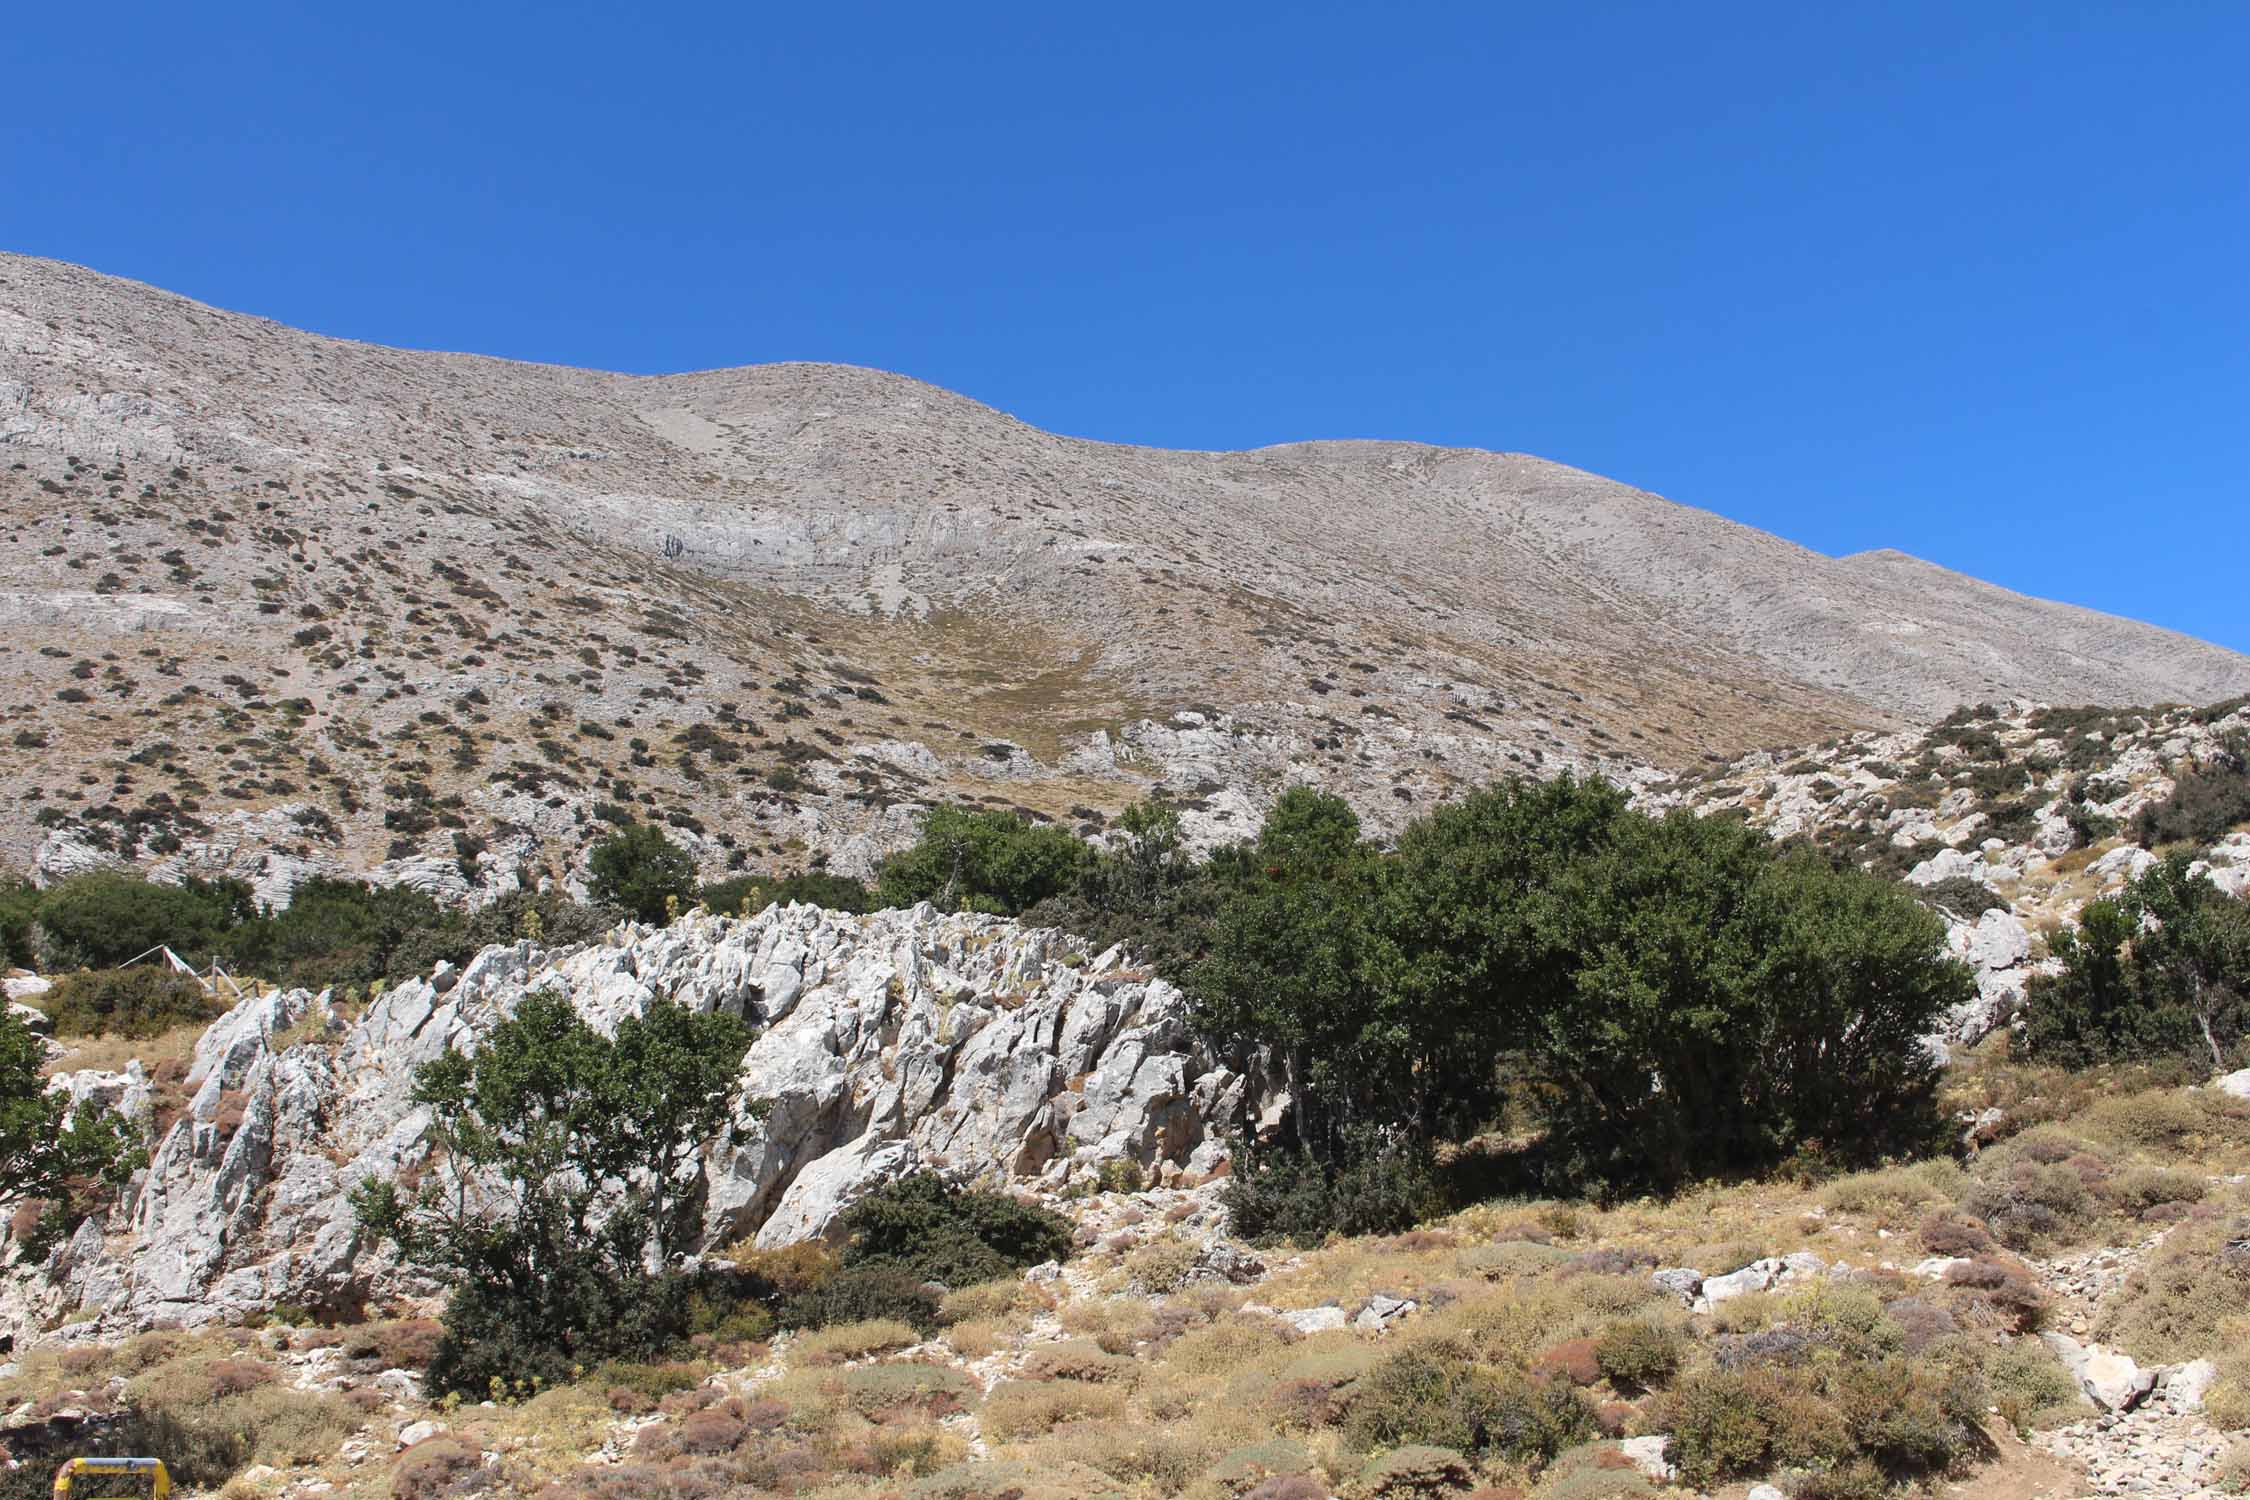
[{"left": 7, "top": 2, "right": 2245, "bottom": 653}]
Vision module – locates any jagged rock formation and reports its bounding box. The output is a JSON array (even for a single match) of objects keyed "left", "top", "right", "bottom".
[
  {"left": 7, "top": 905, "right": 1253, "bottom": 1335},
  {"left": 5, "top": 252, "right": 2248, "bottom": 895}
]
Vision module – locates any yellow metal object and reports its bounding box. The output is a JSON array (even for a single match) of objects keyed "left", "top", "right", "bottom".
[{"left": 51, "top": 1458, "right": 170, "bottom": 1500}]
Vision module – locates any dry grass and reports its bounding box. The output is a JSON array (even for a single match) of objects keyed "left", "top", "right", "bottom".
[
  {"left": 43, "top": 1018, "right": 208, "bottom": 1077},
  {"left": 789, "top": 1318, "right": 922, "bottom": 1367}
]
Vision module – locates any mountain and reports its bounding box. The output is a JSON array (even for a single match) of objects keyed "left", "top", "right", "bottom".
[{"left": 4, "top": 251, "right": 2246, "bottom": 895}]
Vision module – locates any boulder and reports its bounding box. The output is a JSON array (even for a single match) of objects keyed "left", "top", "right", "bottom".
[
  {"left": 2212, "top": 1069, "right": 2250, "bottom": 1101},
  {"left": 2040, "top": 1332, "right": 2156, "bottom": 1412},
  {"left": 1353, "top": 1294, "right": 1416, "bottom": 1332},
  {"left": 1617, "top": 1436, "right": 1675, "bottom": 1483},
  {"left": 2164, "top": 1358, "right": 2216, "bottom": 1412},
  {"left": 1280, "top": 1306, "right": 1349, "bottom": 1335}
]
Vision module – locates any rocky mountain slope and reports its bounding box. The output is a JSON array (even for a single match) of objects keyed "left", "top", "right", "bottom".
[
  {"left": 9, "top": 904, "right": 1253, "bottom": 1337},
  {"left": 7, "top": 252, "right": 2248, "bottom": 901},
  {"left": 1656, "top": 696, "right": 2250, "bottom": 1052}
]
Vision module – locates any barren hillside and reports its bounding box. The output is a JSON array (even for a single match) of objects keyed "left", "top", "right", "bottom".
[{"left": 4, "top": 252, "right": 2245, "bottom": 895}]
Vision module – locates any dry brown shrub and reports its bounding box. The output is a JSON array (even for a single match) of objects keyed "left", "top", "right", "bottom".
[
  {"left": 728, "top": 1239, "right": 840, "bottom": 1298},
  {"left": 979, "top": 1378, "right": 1129, "bottom": 1440},
  {"left": 1917, "top": 1211, "right": 1993, "bottom": 1256},
  {"left": 390, "top": 1436, "right": 484, "bottom": 1500},
  {"left": 1532, "top": 1338, "right": 1602, "bottom": 1387},
  {"left": 1021, "top": 1340, "right": 1138, "bottom": 1384},
  {"left": 673, "top": 1409, "right": 745, "bottom": 1455}
]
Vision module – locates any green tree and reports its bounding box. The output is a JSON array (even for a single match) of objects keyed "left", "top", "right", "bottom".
[
  {"left": 872, "top": 806, "right": 1093, "bottom": 916},
  {"left": 0, "top": 873, "right": 38, "bottom": 970},
  {"left": 588, "top": 824, "right": 699, "bottom": 925},
  {"left": 1535, "top": 815, "right": 1962, "bottom": 1188},
  {"left": 1021, "top": 799, "right": 1235, "bottom": 972},
  {"left": 352, "top": 989, "right": 755, "bottom": 1395},
  {"left": 1189, "top": 775, "right": 1968, "bottom": 1201},
  {"left": 702, "top": 870, "right": 873, "bottom": 917},
  {"left": 2028, "top": 854, "right": 2250, "bottom": 1069},
  {"left": 226, "top": 877, "right": 444, "bottom": 990},
  {"left": 0, "top": 1007, "right": 135, "bottom": 1256},
  {"left": 34, "top": 871, "right": 249, "bottom": 970},
  {"left": 1188, "top": 788, "right": 1383, "bottom": 1160}
]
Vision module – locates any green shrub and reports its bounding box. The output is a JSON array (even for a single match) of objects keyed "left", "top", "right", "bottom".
[
  {"left": 701, "top": 870, "right": 873, "bottom": 915},
  {"left": 1356, "top": 1444, "right": 1475, "bottom": 1497},
  {"left": 588, "top": 823, "right": 698, "bottom": 925},
  {"left": 1592, "top": 1318, "right": 1685, "bottom": 1389},
  {"left": 874, "top": 805, "right": 1096, "bottom": 916},
  {"left": 0, "top": 874, "right": 36, "bottom": 970},
  {"left": 2026, "top": 856, "right": 2250, "bottom": 1068},
  {"left": 2095, "top": 1218, "right": 2250, "bottom": 1360},
  {"left": 833, "top": 1173, "right": 1074, "bottom": 1288},
  {"left": 780, "top": 1266, "right": 944, "bottom": 1334},
  {"left": 121, "top": 1354, "right": 355, "bottom": 1486},
  {"left": 1343, "top": 1344, "right": 1592, "bottom": 1462},
  {"left": 2134, "top": 741, "right": 2250, "bottom": 848},
  {"left": 1534, "top": 1444, "right": 1660, "bottom": 1500},
  {"left": 1222, "top": 1129, "right": 1444, "bottom": 1246},
  {"left": 1959, "top": 1154, "right": 2103, "bottom": 1250},
  {"left": 1659, "top": 1369, "right": 1850, "bottom": 1485},
  {"left": 41, "top": 966, "right": 218, "bottom": 1038},
  {"left": 225, "top": 877, "right": 443, "bottom": 991},
  {"left": 1986, "top": 1339, "right": 2089, "bottom": 1432},
  {"left": 1190, "top": 775, "right": 1965, "bottom": 1198}
]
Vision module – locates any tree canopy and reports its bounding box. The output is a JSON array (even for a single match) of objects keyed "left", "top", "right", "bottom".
[
  {"left": 2027, "top": 853, "right": 2250, "bottom": 1070},
  {"left": 1188, "top": 775, "right": 1969, "bottom": 1198},
  {"left": 353, "top": 988, "right": 755, "bottom": 1395}
]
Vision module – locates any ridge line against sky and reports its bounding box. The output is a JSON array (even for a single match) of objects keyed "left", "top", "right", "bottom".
[{"left": 4, "top": 0, "right": 2245, "bottom": 653}]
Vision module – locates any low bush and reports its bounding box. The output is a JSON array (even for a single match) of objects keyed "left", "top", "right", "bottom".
[
  {"left": 780, "top": 1265, "right": 943, "bottom": 1335},
  {"left": 1356, "top": 1444, "right": 1476, "bottom": 1497},
  {"left": 788, "top": 1316, "right": 922, "bottom": 1366},
  {"left": 1223, "top": 1130, "right": 1445, "bottom": 1246},
  {"left": 121, "top": 1353, "right": 356, "bottom": 1487},
  {"left": 702, "top": 870, "right": 873, "bottom": 915},
  {"left": 1534, "top": 1444, "right": 1660, "bottom": 1500},
  {"left": 390, "top": 1436, "right": 485, "bottom": 1500},
  {"left": 1591, "top": 1318, "right": 1685, "bottom": 1390},
  {"left": 1122, "top": 1236, "right": 1200, "bottom": 1294},
  {"left": 833, "top": 1173, "right": 1074, "bottom": 1289},
  {"left": 2133, "top": 741, "right": 2250, "bottom": 849},
  {"left": 1343, "top": 1344, "right": 1593, "bottom": 1463},
  {"left": 1818, "top": 1160, "right": 1963, "bottom": 1220},
  {"left": 979, "top": 1377, "right": 1130, "bottom": 1439},
  {"left": 1986, "top": 1339, "right": 2089, "bottom": 1432},
  {"left": 41, "top": 966, "right": 218, "bottom": 1038}
]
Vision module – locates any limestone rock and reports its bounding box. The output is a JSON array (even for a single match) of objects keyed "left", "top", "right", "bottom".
[
  {"left": 1280, "top": 1306, "right": 1348, "bottom": 1335},
  {"left": 1617, "top": 1436, "right": 1675, "bottom": 1483},
  {"left": 2, "top": 904, "right": 1266, "bottom": 1332},
  {"left": 2041, "top": 1332, "right": 2156, "bottom": 1413},
  {"left": 1353, "top": 1294, "right": 1416, "bottom": 1332}
]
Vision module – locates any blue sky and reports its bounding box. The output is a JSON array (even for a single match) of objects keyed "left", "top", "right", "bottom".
[{"left": 6, "top": 2, "right": 2245, "bottom": 653}]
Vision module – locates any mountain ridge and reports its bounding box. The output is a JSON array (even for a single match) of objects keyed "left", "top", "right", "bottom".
[{"left": 4, "top": 249, "right": 2246, "bottom": 892}]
